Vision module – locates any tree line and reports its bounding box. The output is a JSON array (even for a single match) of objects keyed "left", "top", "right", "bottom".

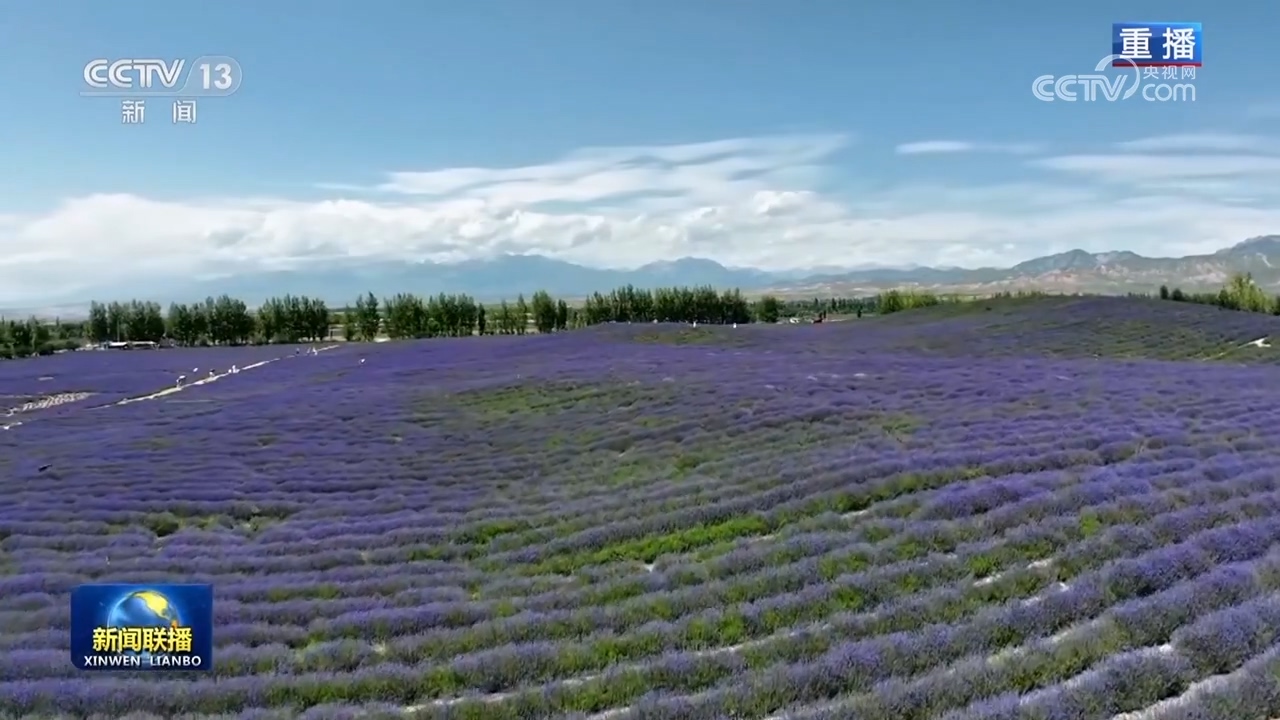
[
  {"left": 7, "top": 274, "right": 1270, "bottom": 360},
  {"left": 861, "top": 275, "right": 1280, "bottom": 319},
  {"left": 0, "top": 286, "right": 881, "bottom": 359},
  {"left": 1159, "top": 274, "right": 1280, "bottom": 315}
]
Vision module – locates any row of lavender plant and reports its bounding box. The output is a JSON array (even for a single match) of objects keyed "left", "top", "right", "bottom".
[{"left": 5, "top": 331, "right": 1280, "bottom": 717}]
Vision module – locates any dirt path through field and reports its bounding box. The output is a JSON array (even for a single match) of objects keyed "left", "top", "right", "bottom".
[{"left": 1, "top": 345, "right": 341, "bottom": 430}]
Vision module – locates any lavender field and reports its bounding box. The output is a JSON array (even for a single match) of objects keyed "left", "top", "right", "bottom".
[{"left": 4, "top": 297, "right": 1280, "bottom": 719}]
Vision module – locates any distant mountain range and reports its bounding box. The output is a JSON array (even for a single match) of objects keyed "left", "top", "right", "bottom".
[
  {"left": 768, "top": 235, "right": 1280, "bottom": 297},
  {"left": 12, "top": 235, "right": 1280, "bottom": 317}
]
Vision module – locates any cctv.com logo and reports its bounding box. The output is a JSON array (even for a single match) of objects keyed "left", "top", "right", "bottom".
[{"left": 1032, "top": 55, "right": 1196, "bottom": 103}]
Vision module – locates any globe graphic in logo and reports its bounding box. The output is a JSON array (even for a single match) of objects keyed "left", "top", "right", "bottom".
[{"left": 106, "top": 590, "right": 182, "bottom": 659}]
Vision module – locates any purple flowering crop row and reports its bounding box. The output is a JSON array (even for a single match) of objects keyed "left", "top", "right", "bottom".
[{"left": 5, "top": 316, "right": 1280, "bottom": 717}]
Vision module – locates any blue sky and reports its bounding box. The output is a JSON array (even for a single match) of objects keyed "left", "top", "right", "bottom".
[{"left": 2, "top": 0, "right": 1279, "bottom": 304}]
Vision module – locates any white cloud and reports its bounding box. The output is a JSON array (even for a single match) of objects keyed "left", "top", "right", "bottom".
[
  {"left": 1054, "top": 134, "right": 1280, "bottom": 203},
  {"left": 896, "top": 140, "right": 1041, "bottom": 155},
  {"left": 896, "top": 140, "right": 974, "bottom": 155},
  {"left": 374, "top": 134, "right": 848, "bottom": 206},
  {"left": 2, "top": 132, "right": 1280, "bottom": 304},
  {"left": 1114, "top": 133, "right": 1280, "bottom": 154},
  {"left": 1031, "top": 154, "right": 1280, "bottom": 181}
]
